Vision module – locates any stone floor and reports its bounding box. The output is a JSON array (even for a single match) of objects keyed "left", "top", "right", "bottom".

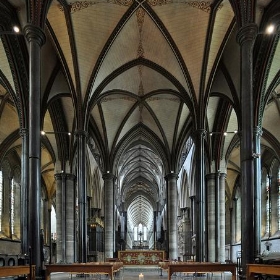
[{"left": 49, "top": 266, "right": 234, "bottom": 280}]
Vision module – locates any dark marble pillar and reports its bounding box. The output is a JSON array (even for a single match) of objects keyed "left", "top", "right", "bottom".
[
  {"left": 229, "top": 207, "right": 233, "bottom": 261},
  {"left": 195, "top": 129, "right": 206, "bottom": 261},
  {"left": 254, "top": 126, "right": 262, "bottom": 256},
  {"left": 20, "top": 128, "right": 29, "bottom": 256},
  {"left": 76, "top": 130, "right": 88, "bottom": 263},
  {"left": 48, "top": 206, "right": 52, "bottom": 263},
  {"left": 236, "top": 23, "right": 258, "bottom": 271},
  {"left": 24, "top": 24, "right": 46, "bottom": 275},
  {"left": 154, "top": 211, "right": 157, "bottom": 249}
]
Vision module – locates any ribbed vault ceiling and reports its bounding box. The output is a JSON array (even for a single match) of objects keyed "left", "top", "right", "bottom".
[{"left": 1, "top": 0, "right": 280, "bottom": 240}]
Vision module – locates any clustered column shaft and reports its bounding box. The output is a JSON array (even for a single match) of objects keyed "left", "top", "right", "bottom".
[
  {"left": 103, "top": 173, "right": 115, "bottom": 259},
  {"left": 165, "top": 173, "right": 178, "bottom": 260}
]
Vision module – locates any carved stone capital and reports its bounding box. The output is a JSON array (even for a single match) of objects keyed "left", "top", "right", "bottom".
[
  {"left": 23, "top": 24, "right": 46, "bottom": 46},
  {"left": 75, "top": 130, "right": 88, "bottom": 138},
  {"left": 102, "top": 172, "right": 115, "bottom": 181},
  {"left": 164, "top": 172, "right": 178, "bottom": 181},
  {"left": 236, "top": 23, "right": 258, "bottom": 46}
]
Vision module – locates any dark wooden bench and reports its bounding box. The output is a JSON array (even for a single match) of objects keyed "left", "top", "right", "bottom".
[
  {"left": 45, "top": 262, "right": 123, "bottom": 280},
  {"left": 247, "top": 264, "right": 280, "bottom": 280},
  {"left": 161, "top": 262, "right": 236, "bottom": 280},
  {"left": 0, "top": 265, "right": 35, "bottom": 280}
]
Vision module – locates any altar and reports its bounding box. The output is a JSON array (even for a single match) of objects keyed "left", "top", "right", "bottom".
[{"left": 118, "top": 250, "right": 165, "bottom": 265}]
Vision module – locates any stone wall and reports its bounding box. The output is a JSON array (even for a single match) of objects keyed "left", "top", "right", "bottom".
[{"left": 0, "top": 239, "right": 21, "bottom": 255}]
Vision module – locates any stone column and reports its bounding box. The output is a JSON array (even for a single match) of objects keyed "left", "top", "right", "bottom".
[
  {"left": 236, "top": 23, "right": 258, "bottom": 271},
  {"left": 182, "top": 208, "right": 192, "bottom": 260},
  {"left": 215, "top": 172, "right": 220, "bottom": 262},
  {"left": 156, "top": 211, "right": 162, "bottom": 244},
  {"left": 229, "top": 207, "right": 234, "bottom": 261},
  {"left": 103, "top": 172, "right": 115, "bottom": 259},
  {"left": 195, "top": 129, "right": 206, "bottom": 261},
  {"left": 165, "top": 173, "right": 178, "bottom": 260},
  {"left": 55, "top": 173, "right": 76, "bottom": 263},
  {"left": 219, "top": 173, "right": 226, "bottom": 262},
  {"left": 206, "top": 173, "right": 215, "bottom": 262},
  {"left": 190, "top": 196, "right": 195, "bottom": 235},
  {"left": 24, "top": 24, "right": 46, "bottom": 275},
  {"left": 20, "top": 128, "right": 29, "bottom": 255},
  {"left": 121, "top": 211, "right": 127, "bottom": 244},
  {"left": 76, "top": 130, "right": 87, "bottom": 263},
  {"left": 65, "top": 174, "right": 76, "bottom": 263},
  {"left": 254, "top": 126, "right": 262, "bottom": 256},
  {"left": 55, "top": 173, "right": 66, "bottom": 263},
  {"left": 235, "top": 197, "right": 241, "bottom": 242}
]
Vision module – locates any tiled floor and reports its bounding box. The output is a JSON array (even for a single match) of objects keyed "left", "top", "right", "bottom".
[{"left": 49, "top": 266, "right": 234, "bottom": 280}]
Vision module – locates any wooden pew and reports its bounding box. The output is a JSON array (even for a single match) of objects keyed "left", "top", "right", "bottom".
[
  {"left": 45, "top": 262, "right": 123, "bottom": 280},
  {"left": 162, "top": 262, "right": 236, "bottom": 280},
  {"left": 247, "top": 264, "right": 280, "bottom": 280},
  {"left": 0, "top": 265, "right": 35, "bottom": 280}
]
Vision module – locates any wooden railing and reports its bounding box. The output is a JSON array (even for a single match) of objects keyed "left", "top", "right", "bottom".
[
  {"left": 45, "top": 262, "right": 123, "bottom": 280},
  {"left": 0, "top": 265, "right": 35, "bottom": 280},
  {"left": 247, "top": 264, "right": 280, "bottom": 280},
  {"left": 159, "top": 262, "right": 237, "bottom": 280}
]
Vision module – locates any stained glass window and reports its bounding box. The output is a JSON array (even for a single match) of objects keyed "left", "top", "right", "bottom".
[
  {"left": 266, "top": 175, "right": 271, "bottom": 234},
  {"left": 134, "top": 227, "right": 137, "bottom": 241},
  {"left": 143, "top": 226, "right": 147, "bottom": 241},
  {"left": 10, "top": 178, "right": 15, "bottom": 235}
]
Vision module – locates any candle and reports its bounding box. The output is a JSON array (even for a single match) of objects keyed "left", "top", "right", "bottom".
[{"left": 139, "top": 273, "right": 144, "bottom": 280}]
